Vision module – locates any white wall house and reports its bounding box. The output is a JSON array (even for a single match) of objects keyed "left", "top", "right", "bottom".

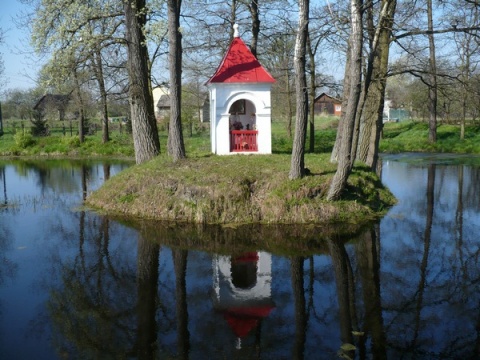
[{"left": 206, "top": 24, "right": 276, "bottom": 155}]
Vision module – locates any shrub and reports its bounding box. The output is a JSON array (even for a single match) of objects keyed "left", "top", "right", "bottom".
[
  {"left": 30, "top": 110, "right": 49, "bottom": 136},
  {"left": 14, "top": 131, "right": 35, "bottom": 148},
  {"left": 62, "top": 135, "right": 81, "bottom": 147}
]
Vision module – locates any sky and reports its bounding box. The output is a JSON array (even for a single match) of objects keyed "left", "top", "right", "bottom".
[{"left": 0, "top": 0, "right": 43, "bottom": 94}]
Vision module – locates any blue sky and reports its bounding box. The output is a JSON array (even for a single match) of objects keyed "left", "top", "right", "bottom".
[{"left": 1, "top": 0, "right": 43, "bottom": 94}]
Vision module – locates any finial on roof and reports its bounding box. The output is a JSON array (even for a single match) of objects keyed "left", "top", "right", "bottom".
[{"left": 233, "top": 23, "right": 239, "bottom": 38}]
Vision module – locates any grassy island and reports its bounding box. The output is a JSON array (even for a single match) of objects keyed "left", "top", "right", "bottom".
[{"left": 86, "top": 152, "right": 395, "bottom": 225}]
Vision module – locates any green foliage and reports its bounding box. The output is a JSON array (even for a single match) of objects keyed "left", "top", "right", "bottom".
[
  {"left": 30, "top": 110, "right": 49, "bottom": 136},
  {"left": 14, "top": 131, "right": 35, "bottom": 149},
  {"left": 62, "top": 135, "right": 81, "bottom": 147}
]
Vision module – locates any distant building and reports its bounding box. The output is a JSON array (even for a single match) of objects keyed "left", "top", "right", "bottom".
[
  {"left": 33, "top": 94, "right": 71, "bottom": 121},
  {"left": 314, "top": 93, "right": 342, "bottom": 116},
  {"left": 152, "top": 86, "right": 169, "bottom": 120},
  {"left": 155, "top": 94, "right": 171, "bottom": 120},
  {"left": 154, "top": 92, "right": 210, "bottom": 123},
  {"left": 383, "top": 99, "right": 410, "bottom": 122}
]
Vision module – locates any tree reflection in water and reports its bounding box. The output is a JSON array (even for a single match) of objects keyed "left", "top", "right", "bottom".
[
  {"left": 32, "top": 216, "right": 480, "bottom": 357},
  {"left": 1, "top": 158, "right": 480, "bottom": 359}
]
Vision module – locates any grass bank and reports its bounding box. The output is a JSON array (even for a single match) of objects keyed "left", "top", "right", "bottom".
[
  {"left": 0, "top": 117, "right": 337, "bottom": 157},
  {"left": 381, "top": 121, "right": 480, "bottom": 153},
  {"left": 86, "top": 153, "right": 395, "bottom": 225}
]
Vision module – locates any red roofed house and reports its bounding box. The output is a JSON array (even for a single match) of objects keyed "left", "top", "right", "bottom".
[
  {"left": 206, "top": 24, "right": 275, "bottom": 155},
  {"left": 314, "top": 92, "right": 342, "bottom": 116}
]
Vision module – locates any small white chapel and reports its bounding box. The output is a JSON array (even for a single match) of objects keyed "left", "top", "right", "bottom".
[{"left": 206, "top": 24, "right": 276, "bottom": 155}]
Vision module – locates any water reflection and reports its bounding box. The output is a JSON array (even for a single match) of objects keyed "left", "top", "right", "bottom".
[
  {"left": 213, "top": 252, "right": 275, "bottom": 351},
  {"left": 1, "top": 156, "right": 480, "bottom": 359}
]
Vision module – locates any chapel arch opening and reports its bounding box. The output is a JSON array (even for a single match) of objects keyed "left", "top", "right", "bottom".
[
  {"left": 228, "top": 99, "right": 257, "bottom": 130},
  {"left": 228, "top": 98, "right": 259, "bottom": 152},
  {"left": 230, "top": 253, "right": 258, "bottom": 289}
]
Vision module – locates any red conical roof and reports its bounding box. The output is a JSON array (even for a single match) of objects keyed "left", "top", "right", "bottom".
[
  {"left": 207, "top": 36, "right": 275, "bottom": 84},
  {"left": 223, "top": 306, "right": 275, "bottom": 338}
]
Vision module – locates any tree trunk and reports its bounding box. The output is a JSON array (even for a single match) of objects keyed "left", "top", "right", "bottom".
[
  {"left": 327, "top": 0, "right": 363, "bottom": 200},
  {"left": 73, "top": 69, "right": 85, "bottom": 144},
  {"left": 289, "top": 0, "right": 309, "bottom": 180},
  {"left": 93, "top": 49, "right": 110, "bottom": 143},
  {"left": 167, "top": 0, "right": 186, "bottom": 161},
  {"left": 286, "top": 67, "right": 293, "bottom": 139},
  {"left": 229, "top": 0, "right": 237, "bottom": 42},
  {"left": 330, "top": 47, "right": 351, "bottom": 164},
  {"left": 427, "top": 0, "right": 437, "bottom": 143},
  {"left": 307, "top": 33, "right": 316, "bottom": 154},
  {"left": 358, "top": 0, "right": 397, "bottom": 170},
  {"left": 124, "top": 0, "right": 161, "bottom": 164},
  {"left": 0, "top": 102, "right": 4, "bottom": 136},
  {"left": 249, "top": 0, "right": 260, "bottom": 57}
]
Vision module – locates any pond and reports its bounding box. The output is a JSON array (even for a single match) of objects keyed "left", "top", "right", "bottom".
[{"left": 1, "top": 155, "right": 479, "bottom": 359}]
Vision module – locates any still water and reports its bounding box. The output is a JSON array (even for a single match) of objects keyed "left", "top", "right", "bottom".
[{"left": 0, "top": 155, "right": 479, "bottom": 360}]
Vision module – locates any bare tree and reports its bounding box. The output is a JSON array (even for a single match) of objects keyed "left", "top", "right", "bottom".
[
  {"left": 289, "top": 0, "right": 309, "bottom": 180},
  {"left": 167, "top": 0, "right": 186, "bottom": 161},
  {"left": 426, "top": 0, "right": 438, "bottom": 142},
  {"left": 357, "top": 0, "right": 397, "bottom": 171},
  {"left": 327, "top": 0, "right": 363, "bottom": 201},
  {"left": 247, "top": 0, "right": 260, "bottom": 57},
  {"left": 450, "top": 4, "right": 480, "bottom": 140}
]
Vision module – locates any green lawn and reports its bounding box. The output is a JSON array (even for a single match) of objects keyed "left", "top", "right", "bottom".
[
  {"left": 0, "top": 116, "right": 339, "bottom": 157},
  {"left": 1, "top": 117, "right": 479, "bottom": 157}
]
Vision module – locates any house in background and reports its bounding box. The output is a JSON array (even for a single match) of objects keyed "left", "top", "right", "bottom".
[
  {"left": 383, "top": 98, "right": 410, "bottom": 122},
  {"left": 206, "top": 23, "right": 275, "bottom": 155},
  {"left": 155, "top": 94, "right": 171, "bottom": 121},
  {"left": 33, "top": 94, "right": 71, "bottom": 121},
  {"left": 313, "top": 93, "right": 342, "bottom": 116},
  {"left": 153, "top": 86, "right": 210, "bottom": 123},
  {"left": 152, "top": 86, "right": 169, "bottom": 121}
]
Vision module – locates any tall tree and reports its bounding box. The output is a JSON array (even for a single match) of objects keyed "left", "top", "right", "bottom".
[
  {"left": 247, "top": 0, "right": 260, "bottom": 57},
  {"left": 73, "top": 66, "right": 86, "bottom": 143},
  {"left": 91, "top": 48, "right": 110, "bottom": 143},
  {"left": 30, "top": 0, "right": 126, "bottom": 144},
  {"left": 307, "top": 33, "right": 316, "bottom": 153},
  {"left": 124, "top": 0, "right": 161, "bottom": 164},
  {"left": 0, "top": 27, "right": 4, "bottom": 90},
  {"left": 167, "top": 0, "right": 186, "bottom": 161},
  {"left": 447, "top": 3, "right": 480, "bottom": 140},
  {"left": 426, "top": 0, "right": 437, "bottom": 143},
  {"left": 327, "top": 0, "right": 363, "bottom": 201},
  {"left": 289, "top": 0, "right": 309, "bottom": 180},
  {"left": 357, "top": 0, "right": 397, "bottom": 171}
]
